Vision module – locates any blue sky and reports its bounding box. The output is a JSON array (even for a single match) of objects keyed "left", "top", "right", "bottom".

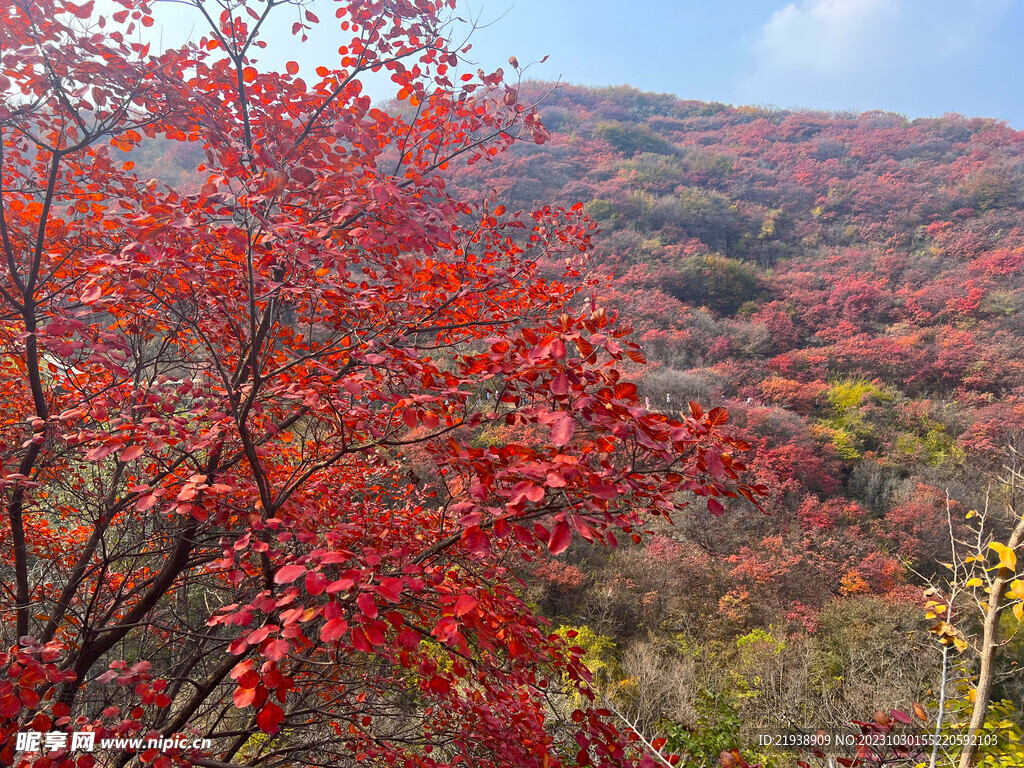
[
  {"left": 140, "top": 0, "right": 1024, "bottom": 127},
  {"left": 460, "top": 0, "right": 1023, "bottom": 126}
]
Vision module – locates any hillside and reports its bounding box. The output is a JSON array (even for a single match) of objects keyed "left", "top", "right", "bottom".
[{"left": 443, "top": 84, "right": 1024, "bottom": 758}]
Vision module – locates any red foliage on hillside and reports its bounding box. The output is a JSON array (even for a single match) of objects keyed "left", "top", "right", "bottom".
[{"left": 447, "top": 83, "right": 1024, "bottom": 625}]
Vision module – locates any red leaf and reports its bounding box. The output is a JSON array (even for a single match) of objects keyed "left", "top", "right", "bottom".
[
  {"left": 463, "top": 525, "right": 490, "bottom": 555},
  {"left": 263, "top": 639, "right": 289, "bottom": 661},
  {"left": 71, "top": 0, "right": 95, "bottom": 19},
  {"left": 589, "top": 481, "right": 618, "bottom": 500},
  {"left": 613, "top": 382, "right": 638, "bottom": 400},
  {"left": 549, "top": 413, "right": 574, "bottom": 447},
  {"left": 545, "top": 470, "right": 567, "bottom": 488},
  {"left": 247, "top": 626, "right": 271, "bottom": 645},
  {"left": 454, "top": 594, "right": 477, "bottom": 616},
  {"left": 707, "top": 407, "right": 729, "bottom": 426},
  {"left": 351, "top": 627, "right": 371, "bottom": 652},
  {"left": 119, "top": 445, "right": 144, "bottom": 462},
  {"left": 705, "top": 451, "right": 726, "bottom": 480},
  {"left": 707, "top": 497, "right": 725, "bottom": 516},
  {"left": 85, "top": 443, "right": 119, "bottom": 461},
  {"left": 320, "top": 618, "right": 348, "bottom": 642},
  {"left": 547, "top": 520, "right": 572, "bottom": 555},
  {"left": 81, "top": 282, "right": 103, "bottom": 303},
  {"left": 274, "top": 564, "right": 305, "bottom": 584},
  {"left": 428, "top": 675, "right": 450, "bottom": 694},
  {"left": 326, "top": 577, "right": 355, "bottom": 594},
  {"left": 550, "top": 372, "right": 568, "bottom": 396},
  {"left": 256, "top": 702, "right": 284, "bottom": 733},
  {"left": 357, "top": 592, "right": 378, "bottom": 619},
  {"left": 375, "top": 577, "right": 403, "bottom": 603},
  {"left": 305, "top": 571, "right": 327, "bottom": 596}
]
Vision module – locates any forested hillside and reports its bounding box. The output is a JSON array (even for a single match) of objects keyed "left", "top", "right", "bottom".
[{"left": 440, "top": 84, "right": 1024, "bottom": 762}]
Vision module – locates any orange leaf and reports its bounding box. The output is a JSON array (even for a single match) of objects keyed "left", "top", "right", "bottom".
[{"left": 233, "top": 687, "right": 255, "bottom": 708}]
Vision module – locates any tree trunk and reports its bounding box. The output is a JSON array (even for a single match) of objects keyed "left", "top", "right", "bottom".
[{"left": 957, "top": 513, "right": 1024, "bottom": 768}]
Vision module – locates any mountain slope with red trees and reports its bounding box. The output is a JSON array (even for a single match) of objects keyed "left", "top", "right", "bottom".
[{"left": 445, "top": 83, "right": 1024, "bottom": 649}]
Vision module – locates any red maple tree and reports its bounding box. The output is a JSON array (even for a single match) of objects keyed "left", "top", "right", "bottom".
[{"left": 0, "top": 2, "right": 758, "bottom": 766}]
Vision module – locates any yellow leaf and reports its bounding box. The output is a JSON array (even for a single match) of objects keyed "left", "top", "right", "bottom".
[
  {"left": 966, "top": 578, "right": 983, "bottom": 588},
  {"left": 1014, "top": 603, "right": 1024, "bottom": 622},
  {"left": 930, "top": 620, "right": 951, "bottom": 635},
  {"left": 1010, "top": 580, "right": 1024, "bottom": 600},
  {"left": 930, "top": 620, "right": 968, "bottom": 652},
  {"left": 990, "top": 542, "right": 1018, "bottom": 572},
  {"left": 967, "top": 510, "right": 977, "bottom": 519}
]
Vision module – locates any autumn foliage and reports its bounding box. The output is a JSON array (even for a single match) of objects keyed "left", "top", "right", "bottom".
[
  {"left": 0, "top": 2, "right": 761, "bottom": 767},
  {"left": 427, "top": 84, "right": 1024, "bottom": 762},
  {"left": 443, "top": 84, "right": 1024, "bottom": 624}
]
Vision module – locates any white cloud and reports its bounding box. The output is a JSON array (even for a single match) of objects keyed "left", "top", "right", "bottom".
[
  {"left": 738, "top": 0, "right": 1014, "bottom": 111},
  {"left": 751, "top": 0, "right": 897, "bottom": 79}
]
